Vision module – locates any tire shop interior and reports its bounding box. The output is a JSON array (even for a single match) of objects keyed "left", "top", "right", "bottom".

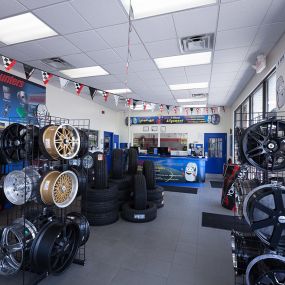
[{"left": 0, "top": 1, "right": 285, "bottom": 285}]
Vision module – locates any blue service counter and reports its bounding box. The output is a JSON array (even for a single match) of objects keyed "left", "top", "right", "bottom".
[{"left": 138, "top": 155, "right": 206, "bottom": 184}]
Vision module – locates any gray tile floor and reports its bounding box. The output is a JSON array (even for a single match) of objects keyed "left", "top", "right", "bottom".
[{"left": 40, "top": 178, "right": 235, "bottom": 285}]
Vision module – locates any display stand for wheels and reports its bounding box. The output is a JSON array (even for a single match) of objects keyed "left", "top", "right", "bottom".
[
  {"left": 0, "top": 115, "right": 90, "bottom": 284},
  {"left": 232, "top": 111, "right": 285, "bottom": 285}
]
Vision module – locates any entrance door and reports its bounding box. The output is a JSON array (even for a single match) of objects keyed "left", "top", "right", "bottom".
[
  {"left": 204, "top": 133, "right": 227, "bottom": 174},
  {"left": 104, "top": 131, "right": 113, "bottom": 173},
  {"left": 113, "top": 134, "right": 119, "bottom": 149}
]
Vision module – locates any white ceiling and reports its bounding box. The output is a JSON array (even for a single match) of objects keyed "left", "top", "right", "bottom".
[{"left": 0, "top": 0, "right": 285, "bottom": 109}]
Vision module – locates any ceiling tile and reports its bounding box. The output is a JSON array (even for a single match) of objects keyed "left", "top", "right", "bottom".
[
  {"left": 145, "top": 39, "right": 180, "bottom": 58},
  {"left": 164, "top": 76, "right": 188, "bottom": 85},
  {"left": 0, "top": 0, "right": 27, "bottom": 18},
  {"left": 187, "top": 73, "right": 211, "bottom": 83},
  {"left": 61, "top": 53, "right": 96, "bottom": 67},
  {"left": 213, "top": 47, "right": 249, "bottom": 63},
  {"left": 246, "top": 42, "right": 275, "bottom": 63},
  {"left": 0, "top": 46, "right": 32, "bottom": 62},
  {"left": 160, "top": 67, "right": 187, "bottom": 80},
  {"left": 115, "top": 44, "right": 150, "bottom": 61},
  {"left": 17, "top": 0, "right": 68, "bottom": 9},
  {"left": 96, "top": 23, "right": 141, "bottom": 48},
  {"left": 114, "top": 73, "right": 140, "bottom": 82},
  {"left": 86, "top": 49, "right": 122, "bottom": 65},
  {"left": 263, "top": 0, "right": 285, "bottom": 24},
  {"left": 26, "top": 59, "right": 57, "bottom": 73},
  {"left": 133, "top": 14, "right": 176, "bottom": 43},
  {"left": 253, "top": 22, "right": 285, "bottom": 45},
  {"left": 215, "top": 26, "right": 258, "bottom": 50},
  {"left": 173, "top": 5, "right": 218, "bottom": 37},
  {"left": 128, "top": 59, "right": 157, "bottom": 72},
  {"left": 65, "top": 30, "right": 109, "bottom": 52},
  {"left": 172, "top": 90, "right": 191, "bottom": 99},
  {"left": 70, "top": 0, "right": 128, "bottom": 28},
  {"left": 212, "top": 61, "right": 243, "bottom": 73},
  {"left": 136, "top": 70, "right": 162, "bottom": 80},
  {"left": 103, "top": 62, "right": 131, "bottom": 75},
  {"left": 34, "top": 2, "right": 91, "bottom": 34},
  {"left": 80, "top": 74, "right": 120, "bottom": 86},
  {"left": 144, "top": 79, "right": 168, "bottom": 88},
  {"left": 210, "top": 80, "right": 233, "bottom": 88},
  {"left": 36, "top": 36, "right": 80, "bottom": 56},
  {"left": 185, "top": 64, "right": 212, "bottom": 77},
  {"left": 218, "top": 0, "right": 271, "bottom": 31},
  {"left": 211, "top": 72, "right": 238, "bottom": 82}
]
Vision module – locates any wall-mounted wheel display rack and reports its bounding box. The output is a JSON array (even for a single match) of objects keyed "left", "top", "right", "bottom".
[
  {"left": 233, "top": 111, "right": 285, "bottom": 285},
  {"left": 0, "top": 115, "right": 90, "bottom": 285}
]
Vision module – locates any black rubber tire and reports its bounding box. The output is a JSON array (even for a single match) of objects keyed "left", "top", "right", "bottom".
[
  {"left": 83, "top": 184, "right": 118, "bottom": 202},
  {"left": 93, "top": 152, "right": 108, "bottom": 189},
  {"left": 118, "top": 188, "right": 131, "bottom": 201},
  {"left": 86, "top": 210, "right": 119, "bottom": 226},
  {"left": 82, "top": 200, "right": 118, "bottom": 213},
  {"left": 152, "top": 198, "right": 164, "bottom": 209},
  {"left": 77, "top": 129, "right": 89, "bottom": 158},
  {"left": 121, "top": 202, "right": 157, "bottom": 223},
  {"left": 112, "top": 149, "right": 124, "bottom": 179},
  {"left": 128, "top": 148, "right": 138, "bottom": 175},
  {"left": 109, "top": 175, "right": 132, "bottom": 190},
  {"left": 143, "top": 160, "right": 156, "bottom": 189},
  {"left": 133, "top": 174, "right": 147, "bottom": 210},
  {"left": 69, "top": 166, "right": 87, "bottom": 197},
  {"left": 147, "top": 186, "right": 164, "bottom": 201}
]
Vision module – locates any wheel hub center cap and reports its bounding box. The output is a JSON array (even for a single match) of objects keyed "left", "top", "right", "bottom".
[
  {"left": 278, "top": 216, "right": 285, "bottom": 224},
  {"left": 14, "top": 140, "right": 21, "bottom": 146},
  {"left": 61, "top": 186, "right": 67, "bottom": 193},
  {"left": 267, "top": 142, "right": 276, "bottom": 149}
]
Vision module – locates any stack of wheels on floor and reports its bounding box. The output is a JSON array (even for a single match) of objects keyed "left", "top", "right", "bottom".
[
  {"left": 109, "top": 149, "right": 132, "bottom": 210},
  {"left": 82, "top": 153, "right": 119, "bottom": 226},
  {"left": 122, "top": 174, "right": 157, "bottom": 223},
  {"left": 143, "top": 160, "right": 164, "bottom": 208}
]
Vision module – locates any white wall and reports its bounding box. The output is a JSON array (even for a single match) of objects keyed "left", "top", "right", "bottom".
[
  {"left": 0, "top": 65, "right": 126, "bottom": 151},
  {"left": 121, "top": 109, "right": 232, "bottom": 158}
]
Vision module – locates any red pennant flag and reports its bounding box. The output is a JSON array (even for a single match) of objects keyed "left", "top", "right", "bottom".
[
  {"left": 41, "top": 71, "right": 53, "bottom": 85},
  {"left": 160, "top": 104, "right": 164, "bottom": 113},
  {"left": 173, "top": 106, "right": 177, "bottom": 114},
  {"left": 206, "top": 108, "right": 208, "bottom": 114},
  {"left": 185, "top": 108, "right": 189, "bottom": 115},
  {"left": 143, "top": 102, "right": 147, "bottom": 111},
  {"left": 2, "top": 56, "right": 16, "bottom": 71},
  {"left": 103, "top": 92, "right": 109, "bottom": 102},
  {"left": 196, "top": 108, "right": 200, "bottom": 114},
  {"left": 126, "top": 98, "right": 132, "bottom": 107},
  {"left": 74, "top": 82, "right": 84, "bottom": 95}
]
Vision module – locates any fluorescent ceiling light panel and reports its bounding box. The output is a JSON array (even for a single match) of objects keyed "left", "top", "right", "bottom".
[
  {"left": 155, "top": 52, "right": 212, "bottom": 69},
  {"left": 177, "top": 98, "right": 207, "bottom": 103},
  {"left": 121, "top": 0, "right": 216, "bottom": 19},
  {"left": 170, "top": 82, "right": 208, "bottom": 90},
  {"left": 106, "top": 88, "right": 132, "bottom": 94},
  {"left": 60, "top": 66, "right": 109, "bottom": 78},
  {"left": 0, "top": 13, "right": 57, "bottom": 45},
  {"left": 182, "top": 104, "right": 207, "bottom": 107}
]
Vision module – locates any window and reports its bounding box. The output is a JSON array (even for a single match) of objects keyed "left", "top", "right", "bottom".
[
  {"left": 242, "top": 99, "right": 250, "bottom": 128},
  {"left": 235, "top": 106, "right": 242, "bottom": 127},
  {"left": 208, "top": 138, "right": 223, "bottom": 158},
  {"left": 252, "top": 87, "right": 263, "bottom": 122},
  {"left": 267, "top": 73, "right": 277, "bottom": 112}
]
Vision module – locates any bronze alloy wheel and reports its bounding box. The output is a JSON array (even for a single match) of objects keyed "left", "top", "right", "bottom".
[
  {"left": 42, "top": 124, "right": 81, "bottom": 160},
  {"left": 40, "top": 171, "right": 61, "bottom": 205}
]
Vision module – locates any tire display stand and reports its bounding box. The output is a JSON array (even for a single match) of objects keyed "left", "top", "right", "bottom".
[
  {"left": 233, "top": 111, "right": 285, "bottom": 285},
  {"left": 0, "top": 115, "right": 90, "bottom": 285}
]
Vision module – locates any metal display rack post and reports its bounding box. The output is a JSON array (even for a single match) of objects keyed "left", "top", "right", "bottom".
[
  {"left": 0, "top": 115, "right": 90, "bottom": 285},
  {"left": 233, "top": 110, "right": 285, "bottom": 285}
]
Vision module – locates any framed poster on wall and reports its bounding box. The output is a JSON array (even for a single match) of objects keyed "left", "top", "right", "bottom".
[
  {"left": 151, "top": 126, "right": 158, "bottom": 132},
  {"left": 160, "top": 126, "right": 166, "bottom": 133},
  {"left": 143, "top": 126, "right": 149, "bottom": 132}
]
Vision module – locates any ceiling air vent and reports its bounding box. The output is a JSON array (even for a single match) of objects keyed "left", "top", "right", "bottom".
[
  {"left": 41, "top": 57, "right": 74, "bottom": 69},
  {"left": 180, "top": 34, "right": 213, "bottom": 54},
  {"left": 191, "top": 93, "right": 208, "bottom": 99}
]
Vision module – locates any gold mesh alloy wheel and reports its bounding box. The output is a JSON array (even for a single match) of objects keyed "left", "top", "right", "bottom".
[
  {"left": 42, "top": 124, "right": 81, "bottom": 160},
  {"left": 52, "top": 170, "right": 78, "bottom": 208},
  {"left": 40, "top": 171, "right": 61, "bottom": 205}
]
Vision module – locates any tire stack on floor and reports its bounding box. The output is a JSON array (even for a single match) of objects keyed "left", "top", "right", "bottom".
[
  {"left": 143, "top": 161, "right": 164, "bottom": 208},
  {"left": 82, "top": 152, "right": 119, "bottom": 226},
  {"left": 109, "top": 149, "right": 132, "bottom": 209},
  {"left": 122, "top": 174, "right": 157, "bottom": 223}
]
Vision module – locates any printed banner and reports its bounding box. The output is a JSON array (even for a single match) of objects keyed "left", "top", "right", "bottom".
[
  {"left": 129, "top": 114, "right": 220, "bottom": 125},
  {"left": 0, "top": 70, "right": 46, "bottom": 121}
]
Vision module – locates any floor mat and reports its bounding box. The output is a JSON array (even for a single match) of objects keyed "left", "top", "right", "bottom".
[
  {"left": 163, "top": 186, "right": 198, "bottom": 194},
  {"left": 202, "top": 212, "right": 251, "bottom": 232},
  {"left": 210, "top": 181, "right": 224, "bottom": 188}
]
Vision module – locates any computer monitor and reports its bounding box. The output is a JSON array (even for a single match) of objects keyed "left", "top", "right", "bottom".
[{"left": 158, "top": 147, "right": 170, "bottom": 156}]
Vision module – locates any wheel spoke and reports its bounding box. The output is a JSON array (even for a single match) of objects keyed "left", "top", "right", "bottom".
[
  {"left": 248, "top": 130, "right": 266, "bottom": 143},
  {"left": 6, "top": 243, "right": 22, "bottom": 253},
  {"left": 270, "top": 225, "right": 283, "bottom": 248},
  {"left": 254, "top": 201, "right": 275, "bottom": 216},
  {"left": 251, "top": 218, "right": 274, "bottom": 231},
  {"left": 273, "top": 190, "right": 284, "bottom": 211}
]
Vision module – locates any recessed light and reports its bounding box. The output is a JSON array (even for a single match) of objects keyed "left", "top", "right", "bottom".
[
  {"left": 182, "top": 104, "right": 207, "bottom": 108},
  {"left": 120, "top": 0, "right": 217, "bottom": 19},
  {"left": 60, "top": 66, "right": 109, "bottom": 78},
  {"left": 0, "top": 13, "right": 57, "bottom": 45},
  {"left": 154, "top": 52, "right": 212, "bottom": 69},
  {"left": 105, "top": 88, "right": 132, "bottom": 94},
  {"left": 170, "top": 82, "right": 208, "bottom": 90},
  {"left": 177, "top": 98, "right": 207, "bottom": 103}
]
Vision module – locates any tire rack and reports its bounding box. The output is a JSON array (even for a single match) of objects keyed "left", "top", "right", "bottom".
[
  {"left": 233, "top": 111, "right": 285, "bottom": 285},
  {"left": 0, "top": 115, "right": 90, "bottom": 285}
]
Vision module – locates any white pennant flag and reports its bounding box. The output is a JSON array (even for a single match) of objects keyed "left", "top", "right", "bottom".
[
  {"left": 114, "top": 95, "right": 119, "bottom": 106},
  {"left": 179, "top": 106, "right": 183, "bottom": 115},
  {"left": 150, "top": 103, "right": 156, "bottom": 112},
  {"left": 59, "top": 77, "right": 69, "bottom": 89}
]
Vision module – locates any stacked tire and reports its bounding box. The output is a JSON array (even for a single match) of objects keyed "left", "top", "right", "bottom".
[
  {"left": 109, "top": 149, "right": 132, "bottom": 209},
  {"left": 143, "top": 161, "right": 164, "bottom": 208},
  {"left": 122, "top": 174, "right": 157, "bottom": 223},
  {"left": 82, "top": 153, "right": 119, "bottom": 226}
]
